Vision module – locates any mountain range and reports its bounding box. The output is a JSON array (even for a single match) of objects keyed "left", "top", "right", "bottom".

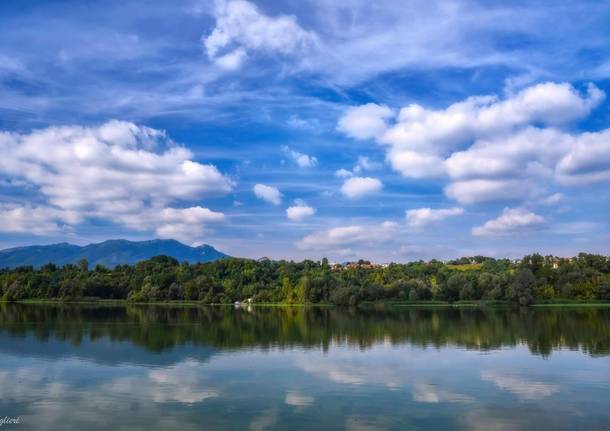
[{"left": 0, "top": 239, "right": 228, "bottom": 269}]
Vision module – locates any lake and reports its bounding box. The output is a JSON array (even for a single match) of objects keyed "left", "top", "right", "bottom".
[{"left": 0, "top": 304, "right": 609, "bottom": 430}]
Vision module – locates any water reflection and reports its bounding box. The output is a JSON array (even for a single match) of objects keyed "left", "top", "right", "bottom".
[
  {"left": 0, "top": 304, "right": 609, "bottom": 430},
  {"left": 0, "top": 303, "right": 609, "bottom": 357}
]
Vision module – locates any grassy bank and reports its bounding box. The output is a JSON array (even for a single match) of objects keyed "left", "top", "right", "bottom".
[
  {"left": 9, "top": 298, "right": 329, "bottom": 308},
  {"left": 7, "top": 298, "right": 610, "bottom": 308},
  {"left": 533, "top": 300, "right": 610, "bottom": 307}
]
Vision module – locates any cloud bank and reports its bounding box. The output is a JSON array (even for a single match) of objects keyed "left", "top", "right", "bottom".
[
  {"left": 338, "top": 82, "right": 610, "bottom": 206},
  {"left": 0, "top": 121, "right": 231, "bottom": 243}
]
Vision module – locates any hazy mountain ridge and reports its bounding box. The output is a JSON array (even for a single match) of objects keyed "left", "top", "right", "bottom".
[{"left": 0, "top": 239, "right": 228, "bottom": 269}]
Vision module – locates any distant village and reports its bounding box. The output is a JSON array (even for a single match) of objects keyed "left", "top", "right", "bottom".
[
  {"left": 256, "top": 255, "right": 577, "bottom": 271},
  {"left": 328, "top": 256, "right": 576, "bottom": 271}
]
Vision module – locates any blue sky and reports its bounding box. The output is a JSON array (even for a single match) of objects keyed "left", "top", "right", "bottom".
[{"left": 1, "top": 0, "right": 610, "bottom": 261}]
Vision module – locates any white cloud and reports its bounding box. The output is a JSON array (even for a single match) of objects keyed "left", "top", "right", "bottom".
[
  {"left": 337, "top": 103, "right": 394, "bottom": 140},
  {"left": 406, "top": 207, "right": 464, "bottom": 228},
  {"left": 389, "top": 150, "right": 445, "bottom": 179},
  {"left": 340, "top": 176, "right": 382, "bottom": 199},
  {"left": 0, "top": 204, "right": 79, "bottom": 236},
  {"left": 379, "top": 82, "right": 602, "bottom": 159},
  {"left": 213, "top": 47, "right": 247, "bottom": 70},
  {"left": 541, "top": 193, "right": 563, "bottom": 206},
  {"left": 0, "top": 121, "right": 231, "bottom": 242},
  {"left": 556, "top": 128, "right": 610, "bottom": 185},
  {"left": 442, "top": 123, "right": 610, "bottom": 203},
  {"left": 282, "top": 146, "right": 318, "bottom": 168},
  {"left": 444, "top": 179, "right": 533, "bottom": 205},
  {"left": 445, "top": 126, "right": 565, "bottom": 177},
  {"left": 253, "top": 183, "right": 282, "bottom": 205},
  {"left": 472, "top": 208, "right": 546, "bottom": 236},
  {"left": 296, "top": 221, "right": 398, "bottom": 251},
  {"left": 203, "top": 0, "right": 317, "bottom": 70},
  {"left": 334, "top": 168, "right": 353, "bottom": 178},
  {"left": 286, "top": 201, "right": 315, "bottom": 221},
  {"left": 333, "top": 156, "right": 383, "bottom": 179},
  {"left": 337, "top": 82, "right": 610, "bottom": 207},
  {"left": 295, "top": 154, "right": 318, "bottom": 168},
  {"left": 154, "top": 207, "right": 225, "bottom": 244}
]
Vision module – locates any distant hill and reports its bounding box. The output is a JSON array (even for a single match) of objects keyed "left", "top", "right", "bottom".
[{"left": 0, "top": 239, "right": 228, "bottom": 269}]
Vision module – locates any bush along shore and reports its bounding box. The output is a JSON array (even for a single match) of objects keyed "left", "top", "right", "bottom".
[{"left": 1, "top": 253, "right": 610, "bottom": 306}]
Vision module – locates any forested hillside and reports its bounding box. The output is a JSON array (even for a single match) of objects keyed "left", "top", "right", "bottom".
[
  {"left": 1, "top": 253, "right": 609, "bottom": 305},
  {"left": 0, "top": 239, "right": 227, "bottom": 268}
]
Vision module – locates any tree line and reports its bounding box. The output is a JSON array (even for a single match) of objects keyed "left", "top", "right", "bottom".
[{"left": 1, "top": 253, "right": 610, "bottom": 305}]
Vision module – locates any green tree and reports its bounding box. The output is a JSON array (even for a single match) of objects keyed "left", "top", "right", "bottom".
[
  {"left": 78, "top": 259, "right": 89, "bottom": 272},
  {"left": 507, "top": 269, "right": 536, "bottom": 306}
]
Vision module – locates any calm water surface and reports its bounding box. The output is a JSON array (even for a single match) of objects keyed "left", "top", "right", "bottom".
[{"left": 0, "top": 304, "right": 609, "bottom": 430}]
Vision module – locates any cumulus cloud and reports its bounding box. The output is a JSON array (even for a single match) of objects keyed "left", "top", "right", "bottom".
[
  {"left": 0, "top": 204, "right": 79, "bottom": 236},
  {"left": 296, "top": 221, "right": 398, "bottom": 251},
  {"left": 203, "top": 0, "right": 317, "bottom": 70},
  {"left": 556, "top": 129, "right": 610, "bottom": 185},
  {"left": 444, "top": 179, "right": 533, "bottom": 205},
  {"left": 379, "top": 83, "right": 603, "bottom": 158},
  {"left": 442, "top": 127, "right": 568, "bottom": 203},
  {"left": 282, "top": 146, "right": 318, "bottom": 168},
  {"left": 253, "top": 183, "right": 282, "bottom": 205},
  {"left": 338, "top": 82, "right": 610, "bottom": 206},
  {"left": 389, "top": 150, "right": 445, "bottom": 179},
  {"left": 0, "top": 121, "right": 231, "bottom": 243},
  {"left": 472, "top": 208, "right": 546, "bottom": 236},
  {"left": 337, "top": 103, "right": 394, "bottom": 140},
  {"left": 406, "top": 207, "right": 464, "bottom": 228},
  {"left": 340, "top": 177, "right": 382, "bottom": 199},
  {"left": 154, "top": 207, "right": 225, "bottom": 243},
  {"left": 334, "top": 168, "right": 353, "bottom": 178},
  {"left": 286, "top": 200, "right": 315, "bottom": 221}
]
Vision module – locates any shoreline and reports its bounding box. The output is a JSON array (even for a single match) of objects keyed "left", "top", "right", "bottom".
[{"left": 4, "top": 299, "right": 610, "bottom": 308}]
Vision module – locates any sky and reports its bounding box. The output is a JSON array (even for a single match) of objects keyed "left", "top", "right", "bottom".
[{"left": 1, "top": 0, "right": 610, "bottom": 262}]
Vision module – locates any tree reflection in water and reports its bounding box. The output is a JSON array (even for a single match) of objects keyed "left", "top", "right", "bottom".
[{"left": 0, "top": 303, "right": 608, "bottom": 357}]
